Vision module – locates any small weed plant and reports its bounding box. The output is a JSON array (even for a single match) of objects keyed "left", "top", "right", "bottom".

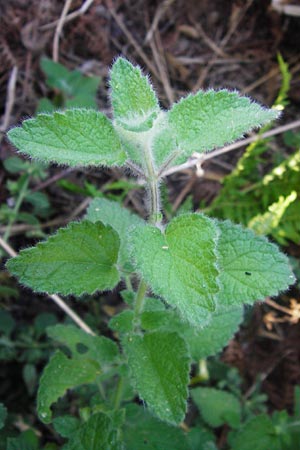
[{"left": 5, "top": 58, "right": 296, "bottom": 448}]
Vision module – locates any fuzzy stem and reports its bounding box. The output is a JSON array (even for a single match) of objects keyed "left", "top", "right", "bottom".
[
  {"left": 3, "top": 175, "right": 29, "bottom": 242},
  {"left": 142, "top": 142, "right": 162, "bottom": 225}
]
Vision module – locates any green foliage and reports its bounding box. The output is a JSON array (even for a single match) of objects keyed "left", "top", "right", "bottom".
[
  {"left": 206, "top": 57, "right": 300, "bottom": 246},
  {"left": 7, "top": 221, "right": 121, "bottom": 295},
  {"left": 7, "top": 110, "right": 126, "bottom": 167},
  {"left": 192, "top": 387, "right": 241, "bottom": 428},
  {"left": 38, "top": 57, "right": 101, "bottom": 111},
  {"left": 37, "top": 350, "right": 99, "bottom": 423},
  {"left": 123, "top": 331, "right": 190, "bottom": 424},
  {"left": 5, "top": 56, "right": 296, "bottom": 447}
]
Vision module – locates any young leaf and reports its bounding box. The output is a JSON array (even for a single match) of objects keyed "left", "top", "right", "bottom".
[
  {"left": 216, "top": 220, "right": 295, "bottom": 305},
  {"left": 110, "top": 57, "right": 159, "bottom": 132},
  {"left": 191, "top": 387, "right": 241, "bottom": 428},
  {"left": 7, "top": 109, "right": 126, "bottom": 167},
  {"left": 37, "top": 350, "right": 99, "bottom": 423},
  {"left": 63, "top": 411, "right": 121, "bottom": 450},
  {"left": 6, "top": 221, "right": 120, "bottom": 296},
  {"left": 230, "top": 414, "right": 281, "bottom": 450},
  {"left": 7, "top": 430, "right": 39, "bottom": 450},
  {"left": 53, "top": 415, "right": 80, "bottom": 439},
  {"left": 130, "top": 213, "right": 219, "bottom": 326},
  {"left": 124, "top": 404, "right": 192, "bottom": 450},
  {"left": 47, "top": 324, "right": 119, "bottom": 366},
  {"left": 86, "top": 198, "right": 145, "bottom": 270},
  {"left": 123, "top": 331, "right": 190, "bottom": 425},
  {"left": 167, "top": 90, "right": 279, "bottom": 155}
]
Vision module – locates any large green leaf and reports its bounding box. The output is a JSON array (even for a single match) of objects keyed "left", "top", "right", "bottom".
[
  {"left": 191, "top": 387, "right": 241, "bottom": 428},
  {"left": 110, "top": 57, "right": 159, "bottom": 132},
  {"left": 6, "top": 430, "right": 39, "bottom": 450},
  {"left": 6, "top": 221, "right": 120, "bottom": 296},
  {"left": 130, "top": 213, "right": 219, "bottom": 326},
  {"left": 47, "top": 324, "right": 119, "bottom": 366},
  {"left": 63, "top": 412, "right": 121, "bottom": 450},
  {"left": 216, "top": 220, "right": 295, "bottom": 305},
  {"left": 37, "top": 350, "right": 99, "bottom": 423},
  {"left": 124, "top": 404, "right": 192, "bottom": 450},
  {"left": 123, "top": 331, "right": 190, "bottom": 425},
  {"left": 86, "top": 198, "right": 145, "bottom": 270},
  {"left": 7, "top": 109, "right": 126, "bottom": 167},
  {"left": 167, "top": 90, "right": 279, "bottom": 155}
]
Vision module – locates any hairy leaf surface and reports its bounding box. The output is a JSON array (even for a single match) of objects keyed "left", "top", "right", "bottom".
[
  {"left": 47, "top": 324, "right": 119, "bottom": 366},
  {"left": 6, "top": 221, "right": 120, "bottom": 295},
  {"left": 130, "top": 214, "right": 219, "bottom": 326},
  {"left": 37, "top": 350, "right": 99, "bottom": 423},
  {"left": 86, "top": 198, "right": 145, "bottom": 269},
  {"left": 7, "top": 109, "right": 126, "bottom": 167},
  {"left": 123, "top": 331, "right": 190, "bottom": 424},
  {"left": 110, "top": 57, "right": 159, "bottom": 132},
  {"left": 63, "top": 412, "right": 120, "bottom": 450},
  {"left": 168, "top": 90, "right": 278, "bottom": 155},
  {"left": 217, "top": 221, "right": 295, "bottom": 305}
]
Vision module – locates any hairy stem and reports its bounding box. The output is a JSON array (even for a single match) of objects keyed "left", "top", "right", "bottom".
[
  {"left": 134, "top": 279, "right": 148, "bottom": 318},
  {"left": 142, "top": 142, "right": 162, "bottom": 225}
]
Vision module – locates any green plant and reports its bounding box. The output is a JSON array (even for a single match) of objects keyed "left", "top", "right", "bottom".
[
  {"left": 5, "top": 57, "right": 295, "bottom": 448},
  {"left": 205, "top": 55, "right": 300, "bottom": 246},
  {"left": 37, "top": 57, "right": 101, "bottom": 112}
]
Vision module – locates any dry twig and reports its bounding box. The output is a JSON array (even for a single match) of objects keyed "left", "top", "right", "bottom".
[
  {"left": 53, "top": 0, "right": 73, "bottom": 62},
  {"left": 41, "top": 0, "right": 95, "bottom": 30},
  {"left": 0, "top": 66, "right": 18, "bottom": 133}
]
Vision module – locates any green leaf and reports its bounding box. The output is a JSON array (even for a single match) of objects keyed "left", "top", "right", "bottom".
[
  {"left": 86, "top": 198, "right": 145, "bottom": 270},
  {"left": 47, "top": 324, "right": 119, "bottom": 366},
  {"left": 7, "top": 109, "right": 126, "bottom": 167},
  {"left": 110, "top": 57, "right": 159, "bottom": 132},
  {"left": 124, "top": 404, "right": 192, "bottom": 450},
  {"left": 130, "top": 213, "right": 219, "bottom": 326},
  {"left": 230, "top": 414, "right": 281, "bottom": 450},
  {"left": 0, "top": 404, "right": 7, "bottom": 430},
  {"left": 109, "top": 310, "right": 134, "bottom": 333},
  {"left": 6, "top": 221, "right": 120, "bottom": 296},
  {"left": 216, "top": 220, "right": 295, "bottom": 305},
  {"left": 7, "top": 430, "right": 39, "bottom": 450},
  {"left": 184, "top": 305, "right": 244, "bottom": 360},
  {"left": 168, "top": 90, "right": 279, "bottom": 155},
  {"left": 63, "top": 411, "right": 121, "bottom": 450},
  {"left": 191, "top": 387, "right": 241, "bottom": 428},
  {"left": 37, "top": 350, "right": 99, "bottom": 423},
  {"left": 53, "top": 415, "right": 80, "bottom": 439},
  {"left": 123, "top": 331, "right": 190, "bottom": 424}
]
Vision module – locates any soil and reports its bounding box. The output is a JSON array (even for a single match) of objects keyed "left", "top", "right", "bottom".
[{"left": 0, "top": 0, "right": 300, "bottom": 443}]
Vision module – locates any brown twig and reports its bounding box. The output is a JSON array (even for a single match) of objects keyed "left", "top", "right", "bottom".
[
  {"left": 0, "top": 66, "right": 18, "bottom": 133},
  {"left": 144, "top": 0, "right": 175, "bottom": 44},
  {"left": 0, "top": 236, "right": 95, "bottom": 336},
  {"left": 41, "top": 0, "right": 95, "bottom": 30},
  {"left": 53, "top": 0, "right": 73, "bottom": 62}
]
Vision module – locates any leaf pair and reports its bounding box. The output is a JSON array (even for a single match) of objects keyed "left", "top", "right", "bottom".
[
  {"left": 7, "top": 58, "right": 279, "bottom": 172},
  {"left": 7, "top": 200, "right": 295, "bottom": 328}
]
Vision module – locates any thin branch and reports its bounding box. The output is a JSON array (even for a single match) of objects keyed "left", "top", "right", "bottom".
[
  {"left": 0, "top": 66, "right": 18, "bottom": 133},
  {"left": 0, "top": 236, "right": 95, "bottom": 336},
  {"left": 161, "top": 119, "right": 300, "bottom": 178},
  {"left": 41, "top": 0, "right": 95, "bottom": 30},
  {"left": 53, "top": 0, "right": 74, "bottom": 62}
]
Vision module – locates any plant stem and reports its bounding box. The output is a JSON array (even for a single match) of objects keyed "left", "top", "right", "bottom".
[
  {"left": 134, "top": 279, "right": 148, "bottom": 318},
  {"left": 142, "top": 142, "right": 162, "bottom": 225},
  {"left": 3, "top": 175, "right": 29, "bottom": 243},
  {"left": 113, "top": 376, "right": 124, "bottom": 410}
]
